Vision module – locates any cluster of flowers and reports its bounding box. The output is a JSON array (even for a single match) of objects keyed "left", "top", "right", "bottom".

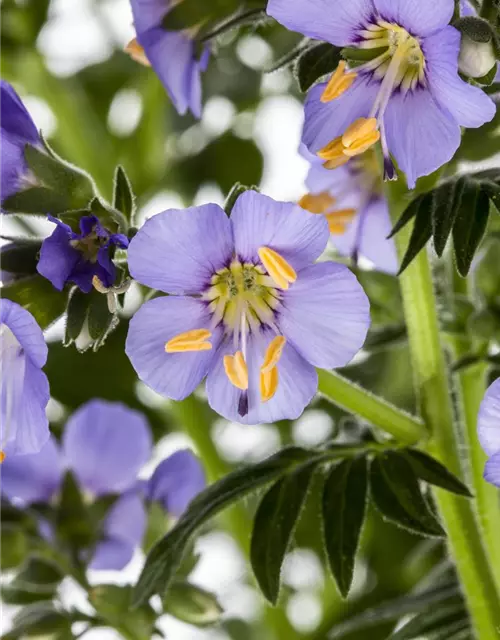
[{"left": 1, "top": 0, "right": 500, "bottom": 499}]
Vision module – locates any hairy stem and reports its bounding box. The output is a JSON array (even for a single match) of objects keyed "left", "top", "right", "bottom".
[
  {"left": 318, "top": 369, "right": 426, "bottom": 444},
  {"left": 387, "top": 181, "right": 500, "bottom": 637}
]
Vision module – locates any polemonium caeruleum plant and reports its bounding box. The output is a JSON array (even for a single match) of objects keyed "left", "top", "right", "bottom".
[{"left": 2, "top": 0, "right": 500, "bottom": 638}]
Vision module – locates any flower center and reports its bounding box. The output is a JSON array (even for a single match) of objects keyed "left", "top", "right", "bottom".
[{"left": 70, "top": 229, "right": 107, "bottom": 263}]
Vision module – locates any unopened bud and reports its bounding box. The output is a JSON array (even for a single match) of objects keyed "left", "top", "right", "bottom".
[{"left": 456, "top": 17, "right": 497, "bottom": 78}]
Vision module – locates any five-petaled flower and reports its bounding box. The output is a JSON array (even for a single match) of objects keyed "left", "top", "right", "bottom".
[
  {"left": 299, "top": 146, "right": 398, "bottom": 274},
  {"left": 0, "top": 80, "right": 41, "bottom": 205},
  {"left": 127, "top": 0, "right": 210, "bottom": 117},
  {"left": 1, "top": 399, "right": 205, "bottom": 571},
  {"left": 37, "top": 214, "right": 128, "bottom": 293},
  {"left": 477, "top": 379, "right": 500, "bottom": 487},
  {"left": 125, "top": 191, "right": 370, "bottom": 424},
  {"left": 267, "top": 0, "right": 496, "bottom": 188},
  {"left": 0, "top": 300, "right": 50, "bottom": 457}
]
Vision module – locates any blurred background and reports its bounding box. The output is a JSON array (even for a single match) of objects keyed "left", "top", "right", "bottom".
[{"left": 2, "top": 0, "right": 496, "bottom": 638}]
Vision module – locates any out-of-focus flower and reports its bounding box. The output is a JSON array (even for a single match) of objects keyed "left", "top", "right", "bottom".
[
  {"left": 127, "top": 0, "right": 210, "bottom": 117},
  {"left": 457, "top": 1, "right": 499, "bottom": 79},
  {"left": 477, "top": 379, "right": 500, "bottom": 487},
  {"left": 126, "top": 191, "right": 370, "bottom": 424},
  {"left": 299, "top": 147, "right": 398, "bottom": 274},
  {"left": 0, "top": 81, "right": 41, "bottom": 204},
  {"left": 1, "top": 400, "right": 205, "bottom": 570},
  {"left": 267, "top": 0, "right": 496, "bottom": 187},
  {"left": 0, "top": 299, "right": 49, "bottom": 456},
  {"left": 37, "top": 215, "right": 128, "bottom": 293}
]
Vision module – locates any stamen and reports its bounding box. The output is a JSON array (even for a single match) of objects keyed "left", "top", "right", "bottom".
[
  {"left": 224, "top": 350, "right": 249, "bottom": 390},
  {"left": 92, "top": 275, "right": 108, "bottom": 294},
  {"left": 318, "top": 118, "right": 380, "bottom": 169},
  {"left": 0, "top": 451, "right": 5, "bottom": 463},
  {"left": 125, "top": 38, "right": 151, "bottom": 67},
  {"left": 165, "top": 329, "right": 212, "bottom": 353},
  {"left": 261, "top": 336, "right": 286, "bottom": 373},
  {"left": 342, "top": 117, "right": 379, "bottom": 149},
  {"left": 298, "top": 192, "right": 336, "bottom": 214},
  {"left": 258, "top": 247, "right": 297, "bottom": 290},
  {"left": 321, "top": 62, "right": 357, "bottom": 103},
  {"left": 325, "top": 209, "right": 357, "bottom": 235},
  {"left": 260, "top": 366, "right": 279, "bottom": 403}
]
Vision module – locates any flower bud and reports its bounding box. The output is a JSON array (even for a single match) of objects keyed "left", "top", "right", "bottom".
[{"left": 456, "top": 17, "right": 497, "bottom": 78}]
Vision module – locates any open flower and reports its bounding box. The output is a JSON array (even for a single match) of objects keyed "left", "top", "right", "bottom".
[
  {"left": 1, "top": 399, "right": 205, "bottom": 570},
  {"left": 127, "top": 0, "right": 210, "bottom": 117},
  {"left": 0, "top": 300, "right": 50, "bottom": 457},
  {"left": 37, "top": 215, "right": 128, "bottom": 293},
  {"left": 1, "top": 81, "right": 41, "bottom": 204},
  {"left": 267, "top": 0, "right": 496, "bottom": 187},
  {"left": 126, "top": 191, "right": 370, "bottom": 424},
  {"left": 299, "top": 146, "right": 398, "bottom": 274},
  {"left": 477, "top": 379, "right": 500, "bottom": 487}
]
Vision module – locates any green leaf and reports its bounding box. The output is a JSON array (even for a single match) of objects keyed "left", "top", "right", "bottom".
[
  {"left": 87, "top": 289, "right": 116, "bottom": 343},
  {"left": 403, "top": 449, "right": 473, "bottom": 497},
  {"left": 2, "top": 555, "right": 64, "bottom": 605},
  {"left": 397, "top": 194, "right": 434, "bottom": 275},
  {"left": 295, "top": 42, "right": 343, "bottom": 92},
  {"left": 163, "top": 581, "right": 223, "bottom": 627},
  {"left": 223, "top": 183, "right": 258, "bottom": 216},
  {"left": 369, "top": 453, "right": 445, "bottom": 537},
  {"left": 133, "top": 447, "right": 315, "bottom": 606},
  {"left": 2, "top": 186, "right": 70, "bottom": 215},
  {"left": 89, "top": 584, "right": 156, "bottom": 640},
  {"left": 2, "top": 602, "right": 71, "bottom": 639},
  {"left": 328, "top": 581, "right": 461, "bottom": 638},
  {"left": 0, "top": 525, "right": 28, "bottom": 570},
  {"left": 388, "top": 601, "right": 468, "bottom": 639},
  {"left": 64, "top": 287, "right": 88, "bottom": 344},
  {"left": 322, "top": 457, "right": 368, "bottom": 598},
  {"left": 452, "top": 181, "right": 490, "bottom": 276},
  {"left": 1, "top": 274, "right": 67, "bottom": 329},
  {"left": 250, "top": 460, "right": 318, "bottom": 604},
  {"left": 431, "top": 177, "right": 465, "bottom": 257},
  {"left": 0, "top": 239, "right": 42, "bottom": 276},
  {"left": 112, "top": 165, "right": 135, "bottom": 222}
]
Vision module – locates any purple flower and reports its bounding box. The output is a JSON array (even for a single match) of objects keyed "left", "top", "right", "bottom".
[
  {"left": 37, "top": 215, "right": 128, "bottom": 293},
  {"left": 1, "top": 81, "right": 41, "bottom": 204},
  {"left": 125, "top": 191, "right": 370, "bottom": 424},
  {"left": 0, "top": 299, "right": 49, "bottom": 456},
  {"left": 1, "top": 399, "right": 205, "bottom": 570},
  {"left": 127, "top": 0, "right": 210, "bottom": 117},
  {"left": 477, "top": 379, "right": 500, "bottom": 487},
  {"left": 299, "top": 146, "right": 398, "bottom": 274},
  {"left": 267, "top": 0, "right": 496, "bottom": 188}
]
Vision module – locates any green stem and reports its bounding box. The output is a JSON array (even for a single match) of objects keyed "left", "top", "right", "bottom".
[
  {"left": 169, "top": 395, "right": 299, "bottom": 640},
  {"left": 387, "top": 183, "right": 500, "bottom": 637},
  {"left": 481, "top": 0, "right": 498, "bottom": 21},
  {"left": 317, "top": 369, "right": 426, "bottom": 444}
]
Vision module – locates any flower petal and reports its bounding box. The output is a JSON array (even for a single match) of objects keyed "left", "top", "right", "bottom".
[
  {"left": 126, "top": 296, "right": 222, "bottom": 401},
  {"left": 302, "top": 76, "right": 379, "bottom": 154},
  {"left": 267, "top": 0, "right": 372, "bottom": 46},
  {"left": 478, "top": 379, "right": 500, "bottom": 457},
  {"left": 231, "top": 190, "right": 329, "bottom": 272},
  {"left": 384, "top": 88, "right": 460, "bottom": 189},
  {"left": 278, "top": 262, "right": 370, "bottom": 368},
  {"left": 0, "top": 299, "right": 47, "bottom": 367},
  {"left": 130, "top": 0, "right": 167, "bottom": 33},
  {"left": 62, "top": 400, "right": 152, "bottom": 496},
  {"left": 89, "top": 539, "right": 136, "bottom": 571},
  {"left": 1, "top": 81, "right": 40, "bottom": 145},
  {"left": 1, "top": 437, "right": 63, "bottom": 505},
  {"left": 423, "top": 26, "right": 496, "bottom": 128},
  {"left": 148, "top": 449, "right": 206, "bottom": 517},
  {"left": 484, "top": 451, "right": 500, "bottom": 488},
  {"left": 373, "top": 0, "right": 454, "bottom": 35},
  {"left": 128, "top": 204, "right": 233, "bottom": 295},
  {"left": 37, "top": 220, "right": 80, "bottom": 292},
  {"left": 206, "top": 331, "right": 318, "bottom": 424}
]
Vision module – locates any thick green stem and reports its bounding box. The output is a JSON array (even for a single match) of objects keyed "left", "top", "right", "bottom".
[
  {"left": 169, "top": 395, "right": 299, "bottom": 640},
  {"left": 387, "top": 184, "right": 500, "bottom": 637},
  {"left": 317, "top": 369, "right": 426, "bottom": 444}
]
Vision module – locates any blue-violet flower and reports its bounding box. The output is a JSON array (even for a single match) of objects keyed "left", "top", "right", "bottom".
[{"left": 477, "top": 379, "right": 500, "bottom": 487}]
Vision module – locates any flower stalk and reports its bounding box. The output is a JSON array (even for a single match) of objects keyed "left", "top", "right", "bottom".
[{"left": 386, "top": 179, "right": 500, "bottom": 637}]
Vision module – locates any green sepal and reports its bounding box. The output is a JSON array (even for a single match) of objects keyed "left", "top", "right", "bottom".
[
  {"left": 64, "top": 287, "right": 119, "bottom": 353},
  {"left": 475, "top": 62, "right": 498, "bottom": 84},
  {"left": 89, "top": 584, "right": 156, "bottom": 640},
  {"left": 223, "top": 183, "right": 258, "bottom": 216},
  {"left": 163, "top": 581, "right": 223, "bottom": 626},
  {"left": 1, "top": 555, "right": 64, "bottom": 605},
  {"left": 112, "top": 165, "right": 136, "bottom": 223}
]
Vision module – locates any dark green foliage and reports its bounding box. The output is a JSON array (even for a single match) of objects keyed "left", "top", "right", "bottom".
[
  {"left": 295, "top": 41, "right": 343, "bottom": 92},
  {"left": 2, "top": 556, "right": 64, "bottom": 605},
  {"left": 0, "top": 239, "right": 42, "bottom": 277},
  {"left": 1, "top": 602, "right": 71, "bottom": 639},
  {"left": 1, "top": 274, "right": 67, "bottom": 329},
  {"left": 112, "top": 165, "right": 135, "bottom": 222},
  {"left": 89, "top": 585, "right": 156, "bottom": 640},
  {"left": 402, "top": 450, "right": 472, "bottom": 497},
  {"left": 163, "top": 581, "right": 223, "bottom": 626}
]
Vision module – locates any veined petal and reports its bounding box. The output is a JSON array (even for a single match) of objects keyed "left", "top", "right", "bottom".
[
  {"left": 126, "top": 296, "right": 222, "bottom": 401},
  {"left": 478, "top": 379, "right": 500, "bottom": 457},
  {"left": 484, "top": 451, "right": 500, "bottom": 488},
  {"left": 278, "top": 262, "right": 370, "bottom": 369},
  {"left": 63, "top": 400, "right": 153, "bottom": 496},
  {"left": 128, "top": 204, "right": 233, "bottom": 295},
  {"left": 130, "top": 0, "right": 167, "bottom": 34},
  {"left": 373, "top": 0, "right": 454, "bottom": 36},
  {"left": 423, "top": 26, "right": 496, "bottom": 128},
  {"left": 89, "top": 539, "right": 136, "bottom": 572},
  {"left": 148, "top": 449, "right": 206, "bottom": 517},
  {"left": 1, "top": 437, "right": 63, "bottom": 505},
  {"left": 0, "top": 299, "right": 47, "bottom": 367},
  {"left": 206, "top": 331, "right": 318, "bottom": 424},
  {"left": 384, "top": 88, "right": 460, "bottom": 189},
  {"left": 267, "top": 0, "right": 372, "bottom": 46},
  {"left": 302, "top": 76, "right": 379, "bottom": 154},
  {"left": 231, "top": 190, "right": 329, "bottom": 272},
  {"left": 37, "top": 221, "right": 80, "bottom": 292}
]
